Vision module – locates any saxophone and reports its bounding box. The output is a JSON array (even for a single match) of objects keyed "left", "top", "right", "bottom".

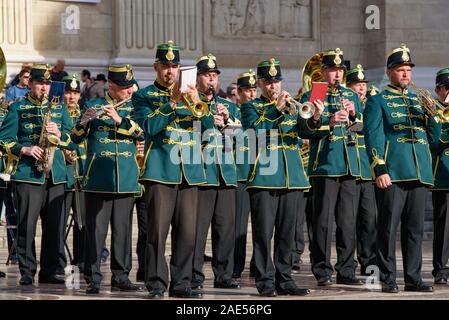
[{"left": 36, "top": 98, "right": 61, "bottom": 174}]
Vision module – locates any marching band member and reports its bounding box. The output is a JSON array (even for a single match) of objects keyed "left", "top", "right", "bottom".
[
  {"left": 0, "top": 64, "right": 73, "bottom": 285},
  {"left": 72, "top": 64, "right": 143, "bottom": 294},
  {"left": 364, "top": 44, "right": 439, "bottom": 293},
  {"left": 241, "top": 58, "right": 324, "bottom": 296},
  {"left": 133, "top": 41, "right": 205, "bottom": 299}
]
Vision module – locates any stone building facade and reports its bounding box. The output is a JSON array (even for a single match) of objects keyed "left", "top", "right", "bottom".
[{"left": 1, "top": 0, "right": 448, "bottom": 92}]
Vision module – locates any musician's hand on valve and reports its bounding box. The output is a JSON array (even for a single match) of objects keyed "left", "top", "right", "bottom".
[
  {"left": 46, "top": 122, "right": 61, "bottom": 139},
  {"left": 214, "top": 114, "right": 225, "bottom": 128},
  {"left": 81, "top": 107, "right": 97, "bottom": 127},
  {"left": 21, "top": 146, "right": 44, "bottom": 160},
  {"left": 312, "top": 99, "right": 325, "bottom": 121},
  {"left": 103, "top": 105, "right": 122, "bottom": 125},
  {"left": 276, "top": 91, "right": 289, "bottom": 112},
  {"left": 216, "top": 104, "right": 230, "bottom": 121},
  {"left": 170, "top": 82, "right": 182, "bottom": 109},
  {"left": 342, "top": 99, "right": 356, "bottom": 117}
]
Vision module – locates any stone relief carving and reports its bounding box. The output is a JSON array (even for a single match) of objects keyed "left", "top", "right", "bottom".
[{"left": 210, "top": 0, "right": 312, "bottom": 38}]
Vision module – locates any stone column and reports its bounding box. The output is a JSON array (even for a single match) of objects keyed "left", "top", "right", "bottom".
[
  {"left": 0, "top": 0, "right": 39, "bottom": 63},
  {"left": 112, "top": 0, "right": 203, "bottom": 63}
]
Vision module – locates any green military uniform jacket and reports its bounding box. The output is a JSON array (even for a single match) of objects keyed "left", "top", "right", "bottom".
[
  {"left": 364, "top": 84, "right": 441, "bottom": 186},
  {"left": 71, "top": 94, "right": 143, "bottom": 194},
  {"left": 200, "top": 95, "right": 238, "bottom": 187},
  {"left": 235, "top": 104, "right": 251, "bottom": 182},
  {"left": 431, "top": 104, "right": 449, "bottom": 190},
  {"left": 357, "top": 99, "right": 373, "bottom": 181},
  {"left": 300, "top": 86, "right": 364, "bottom": 178},
  {"left": 241, "top": 95, "right": 324, "bottom": 190},
  {"left": 0, "top": 107, "right": 8, "bottom": 188},
  {"left": 0, "top": 94, "right": 73, "bottom": 185},
  {"left": 132, "top": 81, "right": 206, "bottom": 186},
  {"left": 65, "top": 106, "right": 87, "bottom": 191}
]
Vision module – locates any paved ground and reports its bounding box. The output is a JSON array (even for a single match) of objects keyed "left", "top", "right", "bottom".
[{"left": 0, "top": 240, "right": 447, "bottom": 300}]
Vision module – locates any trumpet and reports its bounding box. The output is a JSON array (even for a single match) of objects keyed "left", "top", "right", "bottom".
[
  {"left": 410, "top": 82, "right": 449, "bottom": 121},
  {"left": 181, "top": 91, "right": 209, "bottom": 118},
  {"left": 80, "top": 98, "right": 132, "bottom": 126},
  {"left": 285, "top": 97, "right": 316, "bottom": 119}
]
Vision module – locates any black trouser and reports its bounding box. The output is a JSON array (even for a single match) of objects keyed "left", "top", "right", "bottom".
[
  {"left": 310, "top": 176, "right": 358, "bottom": 280},
  {"left": 58, "top": 190, "right": 86, "bottom": 273},
  {"left": 135, "top": 195, "right": 147, "bottom": 277},
  {"left": 375, "top": 182, "right": 427, "bottom": 284},
  {"left": 249, "top": 189, "right": 303, "bottom": 293},
  {"left": 83, "top": 193, "right": 134, "bottom": 285},
  {"left": 0, "top": 183, "right": 18, "bottom": 257},
  {"left": 432, "top": 191, "right": 449, "bottom": 278},
  {"left": 144, "top": 182, "right": 198, "bottom": 292},
  {"left": 233, "top": 182, "right": 251, "bottom": 277},
  {"left": 355, "top": 180, "right": 377, "bottom": 271},
  {"left": 193, "top": 186, "right": 236, "bottom": 284},
  {"left": 15, "top": 180, "right": 65, "bottom": 278},
  {"left": 293, "top": 191, "right": 314, "bottom": 266}
]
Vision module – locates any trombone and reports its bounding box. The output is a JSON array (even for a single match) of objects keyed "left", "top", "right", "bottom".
[{"left": 410, "top": 82, "right": 449, "bottom": 121}]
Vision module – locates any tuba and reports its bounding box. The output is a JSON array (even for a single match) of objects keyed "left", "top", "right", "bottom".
[
  {"left": 301, "top": 52, "right": 324, "bottom": 93},
  {"left": 36, "top": 96, "right": 61, "bottom": 174}
]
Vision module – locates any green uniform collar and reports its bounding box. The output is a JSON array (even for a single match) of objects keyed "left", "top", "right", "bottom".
[
  {"left": 386, "top": 84, "right": 409, "bottom": 95},
  {"left": 259, "top": 94, "right": 276, "bottom": 105},
  {"left": 154, "top": 80, "right": 174, "bottom": 93},
  {"left": 27, "top": 93, "right": 48, "bottom": 105}
]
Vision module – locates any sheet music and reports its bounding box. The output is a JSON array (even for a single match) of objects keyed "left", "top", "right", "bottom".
[{"left": 179, "top": 66, "right": 197, "bottom": 93}]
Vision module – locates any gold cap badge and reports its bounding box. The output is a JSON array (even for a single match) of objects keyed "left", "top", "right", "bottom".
[
  {"left": 207, "top": 54, "right": 216, "bottom": 69},
  {"left": 268, "top": 58, "right": 278, "bottom": 77},
  {"left": 125, "top": 64, "right": 133, "bottom": 81},
  {"left": 334, "top": 48, "right": 342, "bottom": 66},
  {"left": 165, "top": 40, "right": 175, "bottom": 61},
  {"left": 356, "top": 64, "right": 365, "bottom": 80},
  {"left": 400, "top": 43, "right": 410, "bottom": 62},
  {"left": 70, "top": 76, "right": 78, "bottom": 90}
]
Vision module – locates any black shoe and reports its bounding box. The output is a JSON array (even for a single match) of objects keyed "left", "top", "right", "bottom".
[
  {"left": 435, "top": 275, "right": 448, "bottom": 285},
  {"left": 204, "top": 254, "right": 212, "bottom": 262},
  {"left": 259, "top": 288, "right": 277, "bottom": 297},
  {"left": 136, "top": 270, "right": 145, "bottom": 282},
  {"left": 38, "top": 275, "right": 65, "bottom": 284},
  {"left": 232, "top": 272, "right": 242, "bottom": 279},
  {"left": 148, "top": 288, "right": 165, "bottom": 299},
  {"left": 336, "top": 276, "right": 364, "bottom": 286},
  {"left": 111, "top": 280, "right": 143, "bottom": 292},
  {"left": 404, "top": 282, "right": 434, "bottom": 292},
  {"left": 214, "top": 280, "right": 241, "bottom": 289},
  {"left": 382, "top": 281, "right": 399, "bottom": 293},
  {"left": 19, "top": 275, "right": 34, "bottom": 286},
  {"left": 0, "top": 271, "right": 5, "bottom": 278},
  {"left": 169, "top": 288, "right": 203, "bottom": 299},
  {"left": 292, "top": 265, "right": 301, "bottom": 274},
  {"left": 317, "top": 276, "right": 333, "bottom": 286},
  {"left": 191, "top": 280, "right": 203, "bottom": 290},
  {"left": 86, "top": 283, "right": 100, "bottom": 294},
  {"left": 277, "top": 286, "right": 310, "bottom": 296}
]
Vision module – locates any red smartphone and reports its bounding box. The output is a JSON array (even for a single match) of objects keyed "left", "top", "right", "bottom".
[{"left": 309, "top": 82, "right": 328, "bottom": 103}]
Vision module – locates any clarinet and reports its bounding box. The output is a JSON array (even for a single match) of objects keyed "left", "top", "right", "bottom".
[{"left": 335, "top": 81, "right": 356, "bottom": 146}]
